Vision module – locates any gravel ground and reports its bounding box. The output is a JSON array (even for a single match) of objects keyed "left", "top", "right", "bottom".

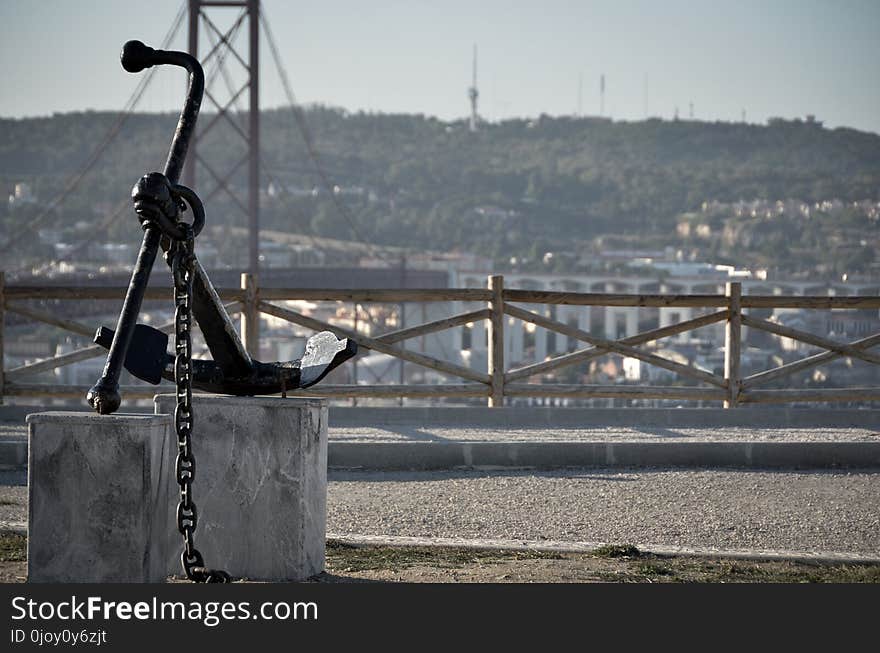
[
  {"left": 2, "top": 467, "right": 878, "bottom": 557},
  {"left": 326, "top": 467, "right": 880, "bottom": 557},
  {"left": 0, "top": 472, "right": 26, "bottom": 531}
]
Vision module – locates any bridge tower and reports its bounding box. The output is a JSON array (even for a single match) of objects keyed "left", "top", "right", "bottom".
[{"left": 184, "top": 0, "right": 260, "bottom": 280}]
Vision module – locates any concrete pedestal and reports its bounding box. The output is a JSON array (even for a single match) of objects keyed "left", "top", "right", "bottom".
[
  {"left": 154, "top": 395, "right": 328, "bottom": 582},
  {"left": 26, "top": 412, "right": 174, "bottom": 583}
]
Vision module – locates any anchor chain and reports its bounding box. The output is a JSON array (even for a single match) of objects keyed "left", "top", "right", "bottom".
[{"left": 170, "top": 221, "right": 230, "bottom": 584}]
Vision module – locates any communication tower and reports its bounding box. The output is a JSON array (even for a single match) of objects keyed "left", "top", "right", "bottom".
[{"left": 468, "top": 44, "right": 479, "bottom": 131}]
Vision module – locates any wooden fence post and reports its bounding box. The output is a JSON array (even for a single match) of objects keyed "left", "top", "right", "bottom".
[
  {"left": 0, "top": 271, "right": 5, "bottom": 404},
  {"left": 724, "top": 281, "right": 742, "bottom": 408},
  {"left": 488, "top": 275, "right": 505, "bottom": 407},
  {"left": 241, "top": 272, "right": 260, "bottom": 359}
]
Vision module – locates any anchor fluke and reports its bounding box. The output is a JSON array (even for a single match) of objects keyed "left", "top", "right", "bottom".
[
  {"left": 94, "top": 324, "right": 169, "bottom": 385},
  {"left": 299, "top": 332, "right": 358, "bottom": 388},
  {"left": 93, "top": 326, "right": 358, "bottom": 396}
]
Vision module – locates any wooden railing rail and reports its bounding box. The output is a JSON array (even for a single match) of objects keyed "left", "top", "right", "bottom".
[{"left": 2, "top": 273, "right": 879, "bottom": 408}]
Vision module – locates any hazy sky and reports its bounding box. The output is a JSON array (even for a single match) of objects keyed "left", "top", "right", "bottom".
[{"left": 1, "top": 0, "right": 878, "bottom": 134}]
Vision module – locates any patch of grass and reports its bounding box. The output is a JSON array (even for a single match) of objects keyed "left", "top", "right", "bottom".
[
  {"left": 635, "top": 562, "right": 673, "bottom": 577},
  {"left": 326, "top": 540, "right": 360, "bottom": 551},
  {"left": 705, "top": 560, "right": 880, "bottom": 584},
  {"left": 326, "top": 541, "right": 562, "bottom": 573},
  {"left": 0, "top": 533, "right": 26, "bottom": 562},
  {"left": 2, "top": 534, "right": 879, "bottom": 583},
  {"left": 592, "top": 544, "right": 641, "bottom": 559},
  {"left": 325, "top": 541, "right": 880, "bottom": 583}
]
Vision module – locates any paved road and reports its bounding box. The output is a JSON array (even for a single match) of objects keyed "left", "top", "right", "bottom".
[
  {"left": 6, "top": 421, "right": 879, "bottom": 443},
  {"left": 329, "top": 424, "right": 880, "bottom": 442},
  {"left": 5, "top": 405, "right": 880, "bottom": 444}
]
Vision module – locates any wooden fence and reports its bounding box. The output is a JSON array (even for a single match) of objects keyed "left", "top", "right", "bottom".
[{"left": 2, "top": 270, "right": 879, "bottom": 407}]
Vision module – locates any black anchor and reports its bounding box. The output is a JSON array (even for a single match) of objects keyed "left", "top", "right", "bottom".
[{"left": 86, "top": 41, "right": 356, "bottom": 415}]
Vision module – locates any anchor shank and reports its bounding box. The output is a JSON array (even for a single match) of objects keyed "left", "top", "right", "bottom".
[
  {"left": 150, "top": 46, "right": 252, "bottom": 377},
  {"left": 158, "top": 51, "right": 202, "bottom": 185}
]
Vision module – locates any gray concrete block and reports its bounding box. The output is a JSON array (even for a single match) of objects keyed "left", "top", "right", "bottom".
[
  {"left": 26, "top": 412, "right": 174, "bottom": 583},
  {"left": 154, "top": 395, "right": 328, "bottom": 582}
]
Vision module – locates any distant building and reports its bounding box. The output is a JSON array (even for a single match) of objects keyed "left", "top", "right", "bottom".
[{"left": 8, "top": 182, "right": 36, "bottom": 207}]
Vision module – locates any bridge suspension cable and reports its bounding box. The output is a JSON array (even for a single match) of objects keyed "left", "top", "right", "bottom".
[
  {"left": 17, "top": 2, "right": 404, "bottom": 278},
  {"left": 193, "top": 9, "right": 334, "bottom": 266},
  {"left": 259, "top": 8, "right": 399, "bottom": 267},
  {"left": 3, "top": 1, "right": 188, "bottom": 265}
]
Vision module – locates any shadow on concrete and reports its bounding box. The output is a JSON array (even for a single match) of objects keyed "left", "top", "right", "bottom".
[{"left": 0, "top": 471, "right": 26, "bottom": 487}]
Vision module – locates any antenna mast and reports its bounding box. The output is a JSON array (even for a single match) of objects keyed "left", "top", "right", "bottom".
[
  {"left": 578, "top": 72, "right": 583, "bottom": 117},
  {"left": 468, "top": 44, "right": 479, "bottom": 131},
  {"left": 600, "top": 73, "right": 605, "bottom": 117}
]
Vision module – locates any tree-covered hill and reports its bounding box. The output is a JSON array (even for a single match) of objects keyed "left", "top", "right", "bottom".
[{"left": 1, "top": 107, "right": 878, "bottom": 271}]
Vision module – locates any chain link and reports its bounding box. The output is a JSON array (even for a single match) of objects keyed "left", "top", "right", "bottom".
[{"left": 170, "top": 225, "right": 230, "bottom": 584}]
